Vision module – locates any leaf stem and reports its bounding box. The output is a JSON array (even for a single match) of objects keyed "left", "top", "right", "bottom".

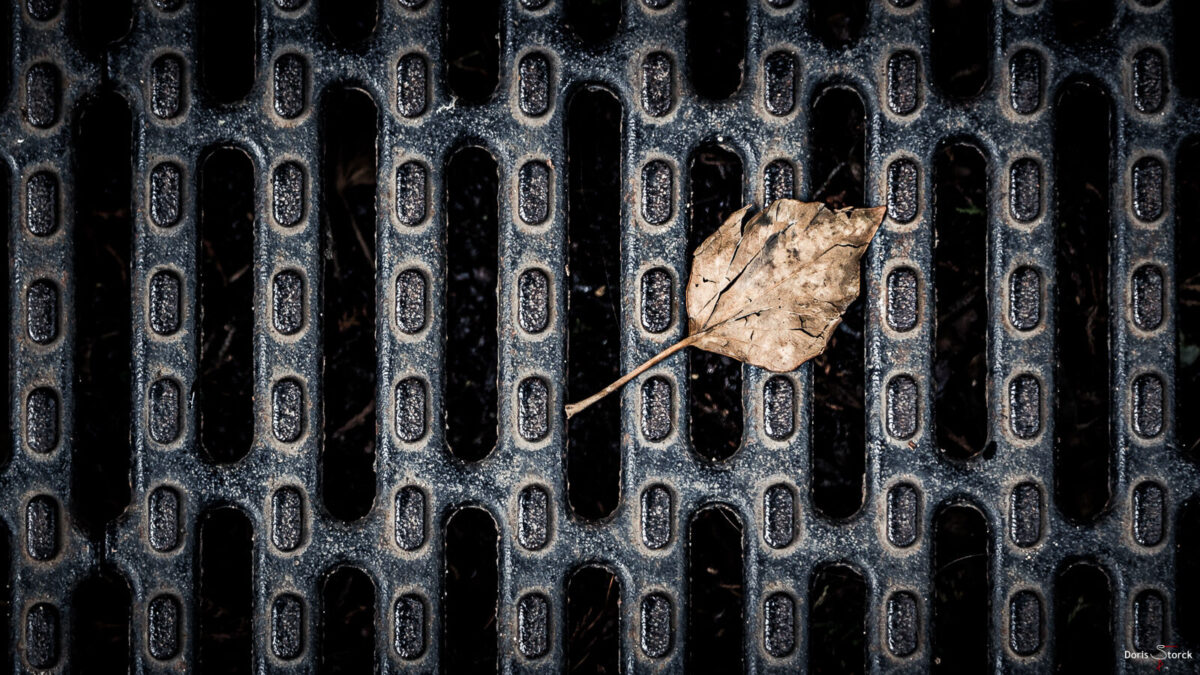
[{"left": 564, "top": 334, "right": 700, "bottom": 419}]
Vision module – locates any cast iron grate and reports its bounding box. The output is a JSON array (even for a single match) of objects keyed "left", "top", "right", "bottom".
[{"left": 1, "top": 0, "right": 1198, "bottom": 672}]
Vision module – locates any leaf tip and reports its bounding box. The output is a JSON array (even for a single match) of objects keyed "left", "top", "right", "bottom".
[
  {"left": 858, "top": 205, "right": 888, "bottom": 232},
  {"left": 844, "top": 204, "right": 887, "bottom": 244}
]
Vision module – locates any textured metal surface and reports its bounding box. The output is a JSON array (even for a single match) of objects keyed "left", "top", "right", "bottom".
[{"left": 1, "top": 0, "right": 1198, "bottom": 672}]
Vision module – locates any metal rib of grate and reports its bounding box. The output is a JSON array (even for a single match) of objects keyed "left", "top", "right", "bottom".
[{"left": 0, "top": 0, "right": 1197, "bottom": 672}]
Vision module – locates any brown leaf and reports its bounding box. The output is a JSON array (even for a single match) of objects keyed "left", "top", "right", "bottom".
[
  {"left": 686, "top": 199, "right": 885, "bottom": 371},
  {"left": 566, "top": 199, "right": 885, "bottom": 418}
]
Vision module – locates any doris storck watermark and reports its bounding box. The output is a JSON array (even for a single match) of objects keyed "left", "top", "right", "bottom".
[{"left": 1124, "top": 645, "right": 1194, "bottom": 670}]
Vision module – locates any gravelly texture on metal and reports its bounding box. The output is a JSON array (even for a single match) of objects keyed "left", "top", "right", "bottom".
[{"left": 2, "top": 0, "right": 1199, "bottom": 672}]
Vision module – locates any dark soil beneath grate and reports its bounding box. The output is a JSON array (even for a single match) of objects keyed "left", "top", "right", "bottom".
[
  {"left": 688, "top": 145, "right": 745, "bottom": 463},
  {"left": 1177, "top": 137, "right": 1200, "bottom": 458},
  {"left": 321, "top": 566, "right": 377, "bottom": 673},
  {"left": 444, "top": 507, "right": 499, "bottom": 672},
  {"left": 72, "top": 88, "right": 133, "bottom": 539},
  {"left": 809, "top": 564, "right": 867, "bottom": 674},
  {"left": 1054, "top": 80, "right": 1113, "bottom": 522},
  {"left": 688, "top": 505, "right": 745, "bottom": 672},
  {"left": 444, "top": 147, "right": 500, "bottom": 462},
  {"left": 566, "top": 87, "right": 622, "bottom": 518},
  {"left": 198, "top": 508, "right": 253, "bottom": 674},
  {"left": 1055, "top": 561, "right": 1114, "bottom": 674},
  {"left": 931, "top": 504, "right": 989, "bottom": 674},
  {"left": 933, "top": 143, "right": 989, "bottom": 461},
  {"left": 444, "top": 0, "right": 501, "bottom": 104},
  {"left": 198, "top": 147, "right": 256, "bottom": 464},
  {"left": 686, "top": 0, "right": 747, "bottom": 100},
  {"left": 810, "top": 85, "right": 867, "bottom": 519},
  {"left": 321, "top": 87, "right": 379, "bottom": 520},
  {"left": 566, "top": 566, "right": 621, "bottom": 673},
  {"left": 810, "top": 0, "right": 866, "bottom": 49},
  {"left": 71, "top": 570, "right": 131, "bottom": 672}
]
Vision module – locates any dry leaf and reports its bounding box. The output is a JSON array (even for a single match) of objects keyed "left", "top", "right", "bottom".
[
  {"left": 686, "top": 199, "right": 885, "bottom": 370},
  {"left": 566, "top": 199, "right": 886, "bottom": 418}
]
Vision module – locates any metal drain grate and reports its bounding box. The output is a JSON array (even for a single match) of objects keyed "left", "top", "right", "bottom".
[{"left": 2, "top": 0, "right": 1199, "bottom": 672}]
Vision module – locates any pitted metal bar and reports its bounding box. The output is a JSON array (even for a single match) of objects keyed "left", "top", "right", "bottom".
[{"left": 2, "top": 3, "right": 101, "bottom": 672}]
